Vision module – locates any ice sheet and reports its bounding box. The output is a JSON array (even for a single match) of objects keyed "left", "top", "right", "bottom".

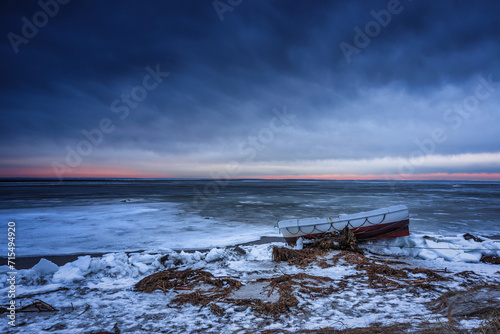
[{"left": 0, "top": 202, "right": 276, "bottom": 256}]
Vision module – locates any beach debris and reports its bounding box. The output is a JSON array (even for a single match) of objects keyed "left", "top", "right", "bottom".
[
  {"left": 135, "top": 269, "right": 241, "bottom": 293},
  {"left": 272, "top": 246, "right": 328, "bottom": 268},
  {"left": 18, "top": 300, "right": 57, "bottom": 312},
  {"left": 481, "top": 254, "right": 500, "bottom": 265},
  {"left": 308, "top": 226, "right": 363, "bottom": 254},
  {"left": 78, "top": 304, "right": 91, "bottom": 316},
  {"left": 455, "top": 270, "right": 478, "bottom": 279},
  {"left": 225, "top": 273, "right": 334, "bottom": 317},
  {"left": 135, "top": 268, "right": 337, "bottom": 317},
  {"left": 272, "top": 226, "right": 363, "bottom": 268},
  {"left": 209, "top": 303, "right": 224, "bottom": 316},
  {"left": 463, "top": 233, "right": 484, "bottom": 242},
  {"left": 273, "top": 232, "right": 450, "bottom": 291},
  {"left": 136, "top": 269, "right": 243, "bottom": 316}
]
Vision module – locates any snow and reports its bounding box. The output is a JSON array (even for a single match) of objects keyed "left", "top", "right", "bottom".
[
  {"left": 294, "top": 237, "right": 304, "bottom": 250},
  {"left": 2, "top": 234, "right": 498, "bottom": 333}
]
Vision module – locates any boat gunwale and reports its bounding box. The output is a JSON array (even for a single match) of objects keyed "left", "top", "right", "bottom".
[{"left": 277, "top": 205, "right": 409, "bottom": 229}]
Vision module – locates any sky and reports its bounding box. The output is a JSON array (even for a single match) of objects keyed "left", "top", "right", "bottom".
[{"left": 1, "top": 0, "right": 500, "bottom": 180}]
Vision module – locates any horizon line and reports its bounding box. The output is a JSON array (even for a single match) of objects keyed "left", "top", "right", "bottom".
[{"left": 1, "top": 172, "right": 500, "bottom": 182}]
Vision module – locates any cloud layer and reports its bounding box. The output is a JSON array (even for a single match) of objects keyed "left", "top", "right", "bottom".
[{"left": 1, "top": 0, "right": 499, "bottom": 179}]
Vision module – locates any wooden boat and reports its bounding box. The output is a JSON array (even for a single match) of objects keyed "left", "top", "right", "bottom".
[{"left": 276, "top": 205, "right": 409, "bottom": 245}]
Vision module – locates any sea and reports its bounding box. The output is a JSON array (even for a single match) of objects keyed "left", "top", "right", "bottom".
[
  {"left": 1, "top": 179, "right": 499, "bottom": 333},
  {"left": 1, "top": 179, "right": 499, "bottom": 257}
]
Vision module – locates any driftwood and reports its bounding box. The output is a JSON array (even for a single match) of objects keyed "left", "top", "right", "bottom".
[{"left": 19, "top": 300, "right": 57, "bottom": 312}]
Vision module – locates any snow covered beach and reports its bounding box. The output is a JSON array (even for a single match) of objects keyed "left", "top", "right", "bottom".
[
  {"left": 1, "top": 233, "right": 499, "bottom": 333},
  {"left": 1, "top": 179, "right": 499, "bottom": 332}
]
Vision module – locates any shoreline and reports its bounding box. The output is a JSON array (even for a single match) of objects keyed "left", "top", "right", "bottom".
[
  {"left": 2, "top": 234, "right": 499, "bottom": 333},
  {"left": 5, "top": 233, "right": 500, "bottom": 270},
  {"left": 2, "top": 236, "right": 285, "bottom": 269}
]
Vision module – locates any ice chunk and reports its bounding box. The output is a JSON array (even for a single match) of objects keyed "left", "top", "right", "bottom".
[
  {"left": 205, "top": 248, "right": 226, "bottom": 262},
  {"left": 294, "top": 237, "right": 304, "bottom": 250},
  {"left": 32, "top": 258, "right": 59, "bottom": 275},
  {"left": 53, "top": 255, "right": 91, "bottom": 283},
  {"left": 74, "top": 255, "right": 91, "bottom": 271},
  {"left": 133, "top": 262, "right": 150, "bottom": 274},
  {"left": 456, "top": 252, "right": 482, "bottom": 263},
  {"left": 425, "top": 240, "right": 459, "bottom": 261},
  {"left": 418, "top": 249, "right": 438, "bottom": 261}
]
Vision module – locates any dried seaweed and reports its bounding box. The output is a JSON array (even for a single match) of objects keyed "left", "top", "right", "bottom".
[
  {"left": 171, "top": 290, "right": 214, "bottom": 306},
  {"left": 209, "top": 303, "right": 224, "bottom": 316},
  {"left": 354, "top": 262, "right": 408, "bottom": 289},
  {"left": 331, "top": 251, "right": 368, "bottom": 266},
  {"left": 136, "top": 269, "right": 338, "bottom": 318},
  {"left": 308, "top": 227, "right": 363, "bottom": 254},
  {"left": 455, "top": 270, "right": 478, "bottom": 278},
  {"left": 272, "top": 246, "right": 328, "bottom": 268},
  {"left": 272, "top": 227, "right": 363, "bottom": 268},
  {"left": 481, "top": 254, "right": 500, "bottom": 265},
  {"left": 134, "top": 269, "right": 241, "bottom": 293},
  {"left": 225, "top": 273, "right": 334, "bottom": 317},
  {"left": 409, "top": 268, "right": 450, "bottom": 282}
]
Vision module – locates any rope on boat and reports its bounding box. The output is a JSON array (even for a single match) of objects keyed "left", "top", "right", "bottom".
[{"left": 285, "top": 213, "right": 389, "bottom": 236}]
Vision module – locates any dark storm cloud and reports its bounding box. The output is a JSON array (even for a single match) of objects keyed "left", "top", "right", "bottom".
[{"left": 1, "top": 0, "right": 499, "bottom": 176}]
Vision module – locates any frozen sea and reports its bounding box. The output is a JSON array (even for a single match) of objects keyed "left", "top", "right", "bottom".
[
  {"left": 1, "top": 179, "right": 499, "bottom": 257},
  {"left": 1, "top": 179, "right": 499, "bottom": 333}
]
